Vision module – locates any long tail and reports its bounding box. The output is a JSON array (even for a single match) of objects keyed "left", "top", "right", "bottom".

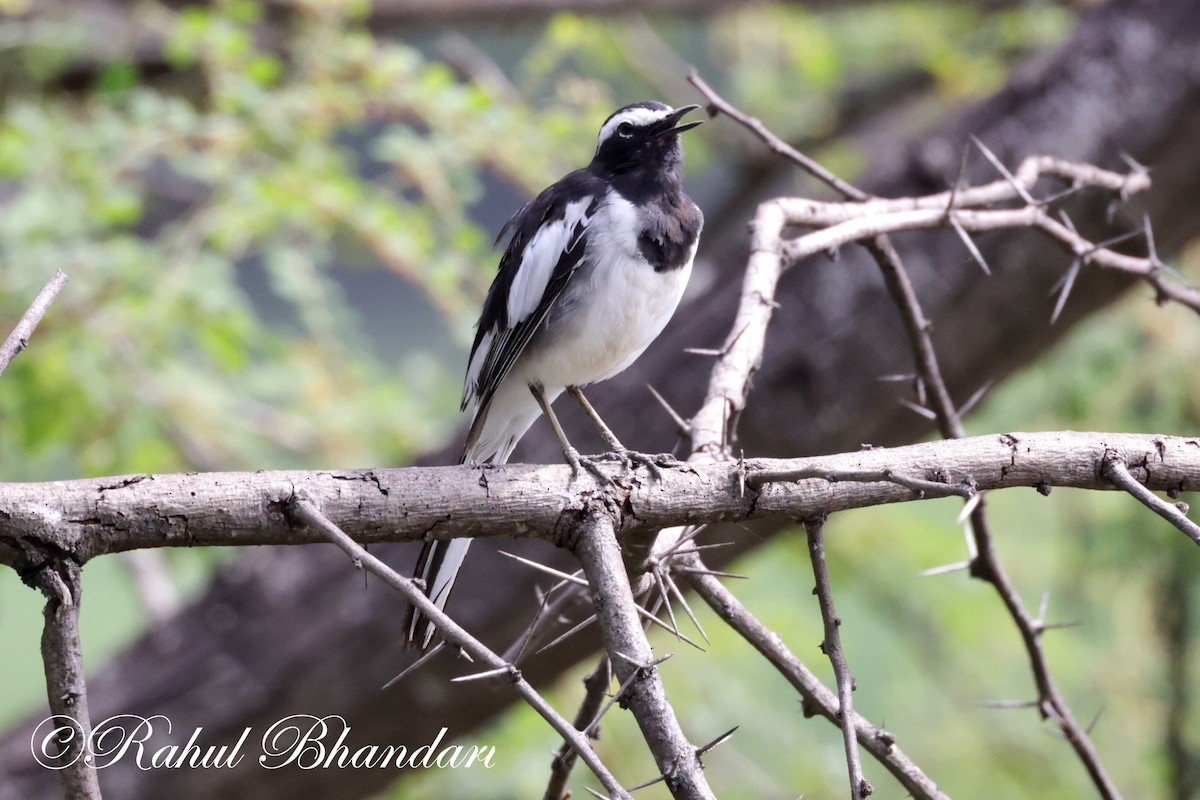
[
  {"left": 403, "top": 382, "right": 548, "bottom": 650},
  {"left": 405, "top": 537, "right": 473, "bottom": 649}
]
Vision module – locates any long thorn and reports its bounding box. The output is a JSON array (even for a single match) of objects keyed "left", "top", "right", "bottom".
[
  {"left": 664, "top": 572, "right": 709, "bottom": 643},
  {"left": 696, "top": 725, "right": 739, "bottom": 758},
  {"left": 382, "top": 640, "right": 446, "bottom": 689},
  {"left": 536, "top": 614, "right": 598, "bottom": 655},
  {"left": 971, "top": 135, "right": 1036, "bottom": 205},
  {"left": 499, "top": 550, "right": 589, "bottom": 587}
]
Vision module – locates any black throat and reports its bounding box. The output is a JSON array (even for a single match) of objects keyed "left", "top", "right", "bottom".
[{"left": 604, "top": 166, "right": 702, "bottom": 274}]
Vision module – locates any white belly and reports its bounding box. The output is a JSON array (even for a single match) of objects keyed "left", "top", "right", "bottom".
[{"left": 538, "top": 261, "right": 691, "bottom": 386}]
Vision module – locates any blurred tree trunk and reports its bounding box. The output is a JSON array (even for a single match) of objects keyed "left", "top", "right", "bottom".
[{"left": 3, "top": 1, "right": 1199, "bottom": 798}]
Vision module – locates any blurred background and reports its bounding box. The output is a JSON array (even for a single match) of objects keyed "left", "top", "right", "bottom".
[{"left": 0, "top": 0, "right": 1198, "bottom": 798}]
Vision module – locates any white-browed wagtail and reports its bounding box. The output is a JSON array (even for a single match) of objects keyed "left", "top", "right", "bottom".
[{"left": 407, "top": 101, "right": 703, "bottom": 649}]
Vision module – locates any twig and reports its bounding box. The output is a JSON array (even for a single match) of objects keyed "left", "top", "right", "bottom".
[
  {"left": 804, "top": 517, "right": 872, "bottom": 800},
  {"left": 767, "top": 156, "right": 1149, "bottom": 224},
  {"left": 0, "top": 269, "right": 68, "bottom": 378},
  {"left": 680, "top": 549, "right": 948, "bottom": 799},
  {"left": 28, "top": 559, "right": 102, "bottom": 799},
  {"left": 1102, "top": 454, "right": 1200, "bottom": 545},
  {"left": 750, "top": 464, "right": 974, "bottom": 499},
  {"left": 543, "top": 656, "right": 612, "bottom": 800},
  {"left": 772, "top": 207, "right": 1196, "bottom": 319},
  {"left": 688, "top": 70, "right": 866, "bottom": 201},
  {"left": 287, "top": 496, "right": 631, "bottom": 800},
  {"left": 569, "top": 508, "right": 715, "bottom": 800}
]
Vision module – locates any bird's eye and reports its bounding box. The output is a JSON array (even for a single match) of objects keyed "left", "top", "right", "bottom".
[{"left": 617, "top": 122, "right": 634, "bottom": 138}]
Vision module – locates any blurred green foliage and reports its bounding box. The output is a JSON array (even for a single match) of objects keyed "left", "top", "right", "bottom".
[{"left": 1, "top": 0, "right": 1196, "bottom": 798}]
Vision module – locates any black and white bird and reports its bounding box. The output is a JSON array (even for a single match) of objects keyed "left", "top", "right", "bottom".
[{"left": 406, "top": 100, "right": 704, "bottom": 649}]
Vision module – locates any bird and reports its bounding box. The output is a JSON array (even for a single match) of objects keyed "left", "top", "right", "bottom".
[{"left": 406, "top": 100, "right": 704, "bottom": 649}]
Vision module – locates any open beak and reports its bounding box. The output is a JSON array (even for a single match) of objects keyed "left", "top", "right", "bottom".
[{"left": 655, "top": 104, "right": 704, "bottom": 137}]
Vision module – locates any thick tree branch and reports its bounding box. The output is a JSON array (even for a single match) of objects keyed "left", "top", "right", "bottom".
[{"left": 1, "top": 432, "right": 1196, "bottom": 574}]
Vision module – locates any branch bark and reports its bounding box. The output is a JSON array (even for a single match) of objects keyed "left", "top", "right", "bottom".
[
  {"left": 26, "top": 558, "right": 102, "bottom": 800},
  {"left": 569, "top": 509, "right": 714, "bottom": 799},
  {"left": 1, "top": 432, "right": 1196, "bottom": 572}
]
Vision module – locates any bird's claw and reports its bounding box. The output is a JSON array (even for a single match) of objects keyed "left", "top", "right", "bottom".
[
  {"left": 563, "top": 446, "right": 615, "bottom": 486},
  {"left": 564, "top": 447, "right": 679, "bottom": 485},
  {"left": 597, "top": 448, "right": 679, "bottom": 481}
]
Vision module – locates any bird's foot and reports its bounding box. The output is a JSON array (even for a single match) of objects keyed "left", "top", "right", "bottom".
[
  {"left": 563, "top": 445, "right": 614, "bottom": 485},
  {"left": 595, "top": 448, "right": 680, "bottom": 481}
]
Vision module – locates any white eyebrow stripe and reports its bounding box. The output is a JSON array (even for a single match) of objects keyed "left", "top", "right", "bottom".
[{"left": 596, "top": 106, "right": 673, "bottom": 149}]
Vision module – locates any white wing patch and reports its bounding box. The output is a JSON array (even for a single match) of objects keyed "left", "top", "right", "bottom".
[
  {"left": 596, "top": 106, "right": 673, "bottom": 150},
  {"left": 505, "top": 196, "right": 593, "bottom": 325},
  {"left": 462, "top": 328, "right": 493, "bottom": 407}
]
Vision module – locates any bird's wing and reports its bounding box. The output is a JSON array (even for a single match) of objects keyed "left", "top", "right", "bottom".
[{"left": 462, "top": 171, "right": 602, "bottom": 415}]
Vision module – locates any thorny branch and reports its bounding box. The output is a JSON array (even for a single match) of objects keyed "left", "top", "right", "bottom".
[
  {"left": 568, "top": 509, "right": 715, "bottom": 800},
  {"left": 685, "top": 73, "right": 1191, "bottom": 799},
  {"left": 805, "top": 517, "right": 871, "bottom": 800},
  {"left": 286, "top": 497, "right": 632, "bottom": 800},
  {"left": 691, "top": 69, "right": 1198, "bottom": 320},
  {"left": 857, "top": 168, "right": 1123, "bottom": 800},
  {"left": 682, "top": 547, "right": 949, "bottom": 799},
  {"left": 543, "top": 656, "right": 611, "bottom": 800}
]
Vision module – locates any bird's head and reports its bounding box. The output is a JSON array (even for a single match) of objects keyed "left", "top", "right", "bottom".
[{"left": 591, "top": 101, "right": 702, "bottom": 176}]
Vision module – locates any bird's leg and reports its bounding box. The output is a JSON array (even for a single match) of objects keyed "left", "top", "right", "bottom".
[
  {"left": 566, "top": 386, "right": 625, "bottom": 451},
  {"left": 529, "top": 383, "right": 610, "bottom": 484},
  {"left": 566, "top": 386, "right": 675, "bottom": 479}
]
